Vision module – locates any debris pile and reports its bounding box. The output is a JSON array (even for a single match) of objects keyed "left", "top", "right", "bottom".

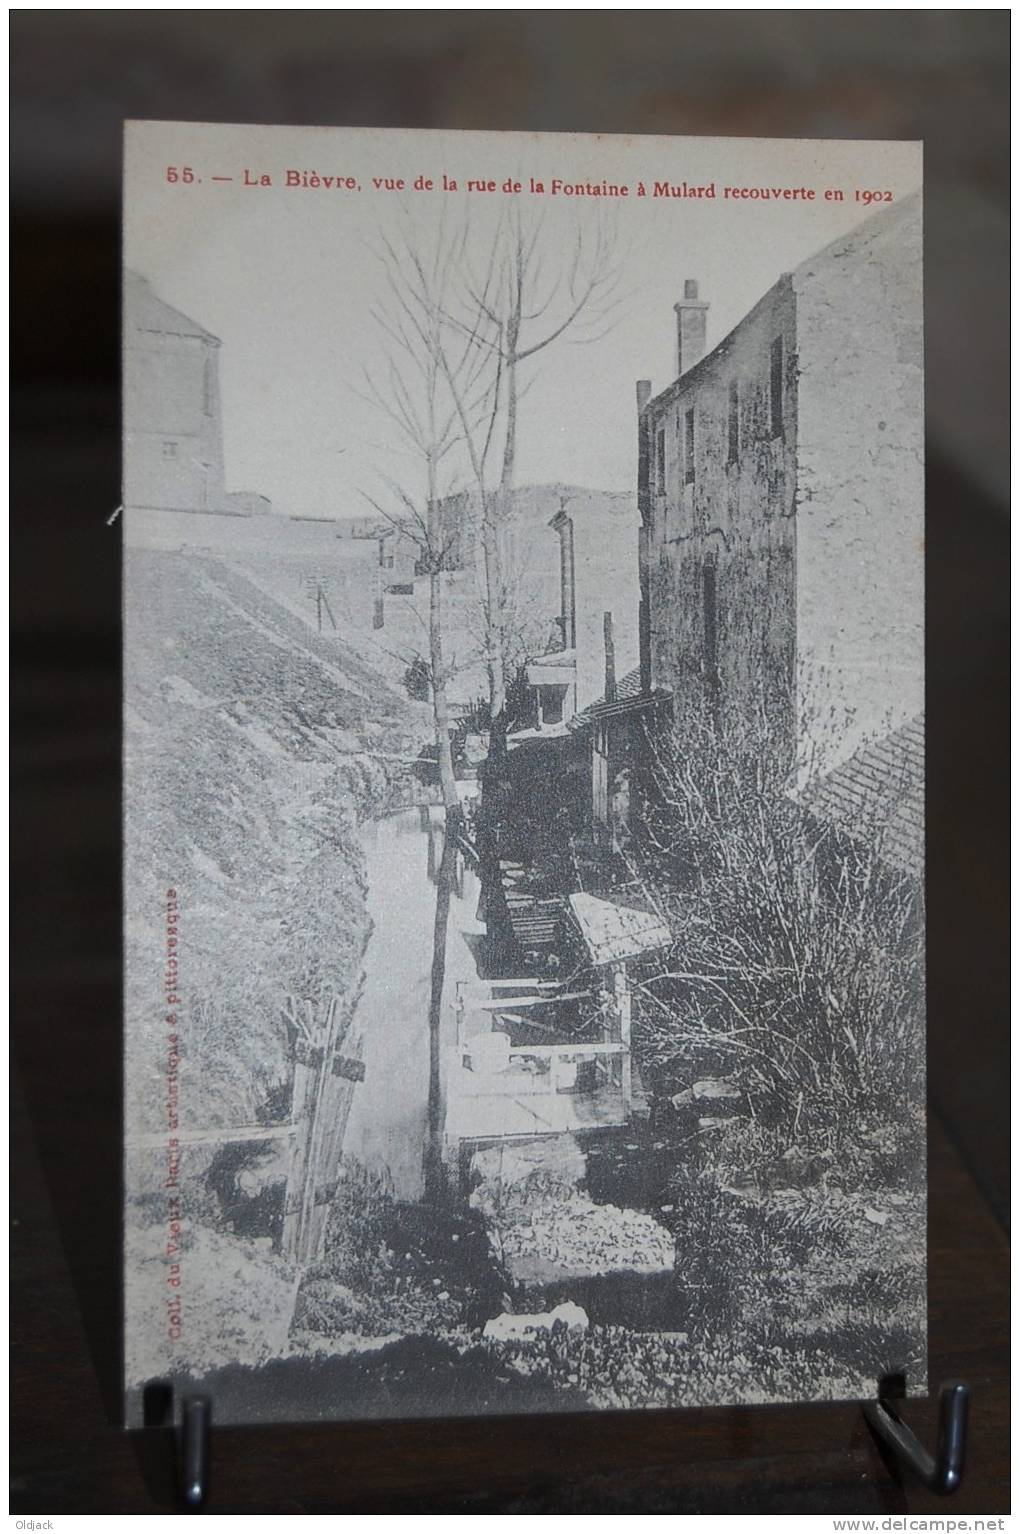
[
  {"left": 483, "top": 1301, "right": 589, "bottom": 1341},
  {"left": 469, "top": 1137, "right": 674, "bottom": 1285}
]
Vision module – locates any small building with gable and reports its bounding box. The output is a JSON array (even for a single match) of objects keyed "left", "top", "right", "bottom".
[{"left": 123, "top": 271, "right": 228, "bottom": 515}]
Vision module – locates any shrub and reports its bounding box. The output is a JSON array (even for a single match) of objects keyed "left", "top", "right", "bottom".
[{"left": 628, "top": 704, "right": 925, "bottom": 1148}]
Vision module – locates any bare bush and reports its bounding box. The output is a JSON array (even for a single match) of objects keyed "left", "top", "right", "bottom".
[{"left": 630, "top": 704, "right": 925, "bottom": 1146}]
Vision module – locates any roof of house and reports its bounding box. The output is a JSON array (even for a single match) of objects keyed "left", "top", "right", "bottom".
[
  {"left": 600, "top": 666, "right": 643, "bottom": 705},
  {"left": 528, "top": 647, "right": 577, "bottom": 671},
  {"left": 569, "top": 891, "right": 671, "bottom": 966},
  {"left": 125, "top": 270, "right": 221, "bottom": 345},
  {"left": 794, "top": 713, "right": 924, "bottom": 880},
  {"left": 566, "top": 667, "right": 669, "bottom": 732}
]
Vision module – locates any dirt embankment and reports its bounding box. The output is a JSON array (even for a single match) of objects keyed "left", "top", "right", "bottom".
[{"left": 123, "top": 548, "right": 429, "bottom": 1385}]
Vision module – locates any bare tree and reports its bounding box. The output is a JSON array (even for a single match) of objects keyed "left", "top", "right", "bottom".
[
  {"left": 360, "top": 203, "right": 626, "bottom": 980},
  {"left": 457, "top": 204, "right": 626, "bottom": 736},
  {"left": 631, "top": 703, "right": 925, "bottom": 1140},
  {"left": 360, "top": 209, "right": 499, "bottom": 820}
]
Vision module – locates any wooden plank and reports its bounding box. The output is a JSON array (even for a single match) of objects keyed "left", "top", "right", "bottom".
[
  {"left": 466, "top": 990, "right": 590, "bottom": 1011},
  {"left": 507, "top": 1042, "right": 626, "bottom": 1059},
  {"left": 473, "top": 978, "right": 563, "bottom": 990}
]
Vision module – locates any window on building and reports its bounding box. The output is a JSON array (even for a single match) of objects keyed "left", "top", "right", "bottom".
[
  {"left": 655, "top": 426, "right": 666, "bottom": 497},
  {"left": 203, "top": 357, "right": 214, "bottom": 416},
  {"left": 539, "top": 685, "right": 566, "bottom": 728},
  {"left": 684, "top": 407, "right": 696, "bottom": 485},
  {"left": 162, "top": 440, "right": 178, "bottom": 459},
  {"left": 770, "top": 337, "right": 784, "bottom": 438},
  {"left": 727, "top": 379, "right": 740, "bottom": 464}
]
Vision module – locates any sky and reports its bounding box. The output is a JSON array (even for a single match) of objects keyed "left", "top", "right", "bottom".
[{"left": 124, "top": 122, "right": 921, "bottom": 518}]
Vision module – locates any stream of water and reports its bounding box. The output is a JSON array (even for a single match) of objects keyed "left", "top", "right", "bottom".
[
  {"left": 340, "top": 807, "right": 678, "bottom": 1333},
  {"left": 341, "top": 806, "right": 484, "bottom": 1201}
]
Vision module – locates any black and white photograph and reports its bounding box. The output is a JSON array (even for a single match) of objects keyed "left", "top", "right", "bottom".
[
  {"left": 11, "top": 11, "right": 1011, "bottom": 1518},
  {"left": 122, "top": 121, "right": 926, "bottom": 1426}
]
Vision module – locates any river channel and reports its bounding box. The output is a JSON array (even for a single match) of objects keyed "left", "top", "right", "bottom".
[{"left": 341, "top": 805, "right": 485, "bottom": 1201}]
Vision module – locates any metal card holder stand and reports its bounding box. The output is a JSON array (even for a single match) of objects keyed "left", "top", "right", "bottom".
[
  {"left": 143, "top": 1386, "right": 212, "bottom": 1510},
  {"left": 149, "top": 1379, "right": 968, "bottom": 1511},
  {"left": 177, "top": 1396, "right": 212, "bottom": 1510},
  {"left": 865, "top": 1379, "right": 970, "bottom": 1497}
]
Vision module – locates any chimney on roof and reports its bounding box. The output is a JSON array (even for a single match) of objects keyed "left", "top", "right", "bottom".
[
  {"left": 636, "top": 379, "right": 651, "bottom": 415},
  {"left": 674, "top": 279, "right": 709, "bottom": 377}
]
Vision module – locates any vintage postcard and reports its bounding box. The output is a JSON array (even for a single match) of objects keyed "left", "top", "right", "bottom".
[{"left": 123, "top": 122, "right": 925, "bottom": 1425}]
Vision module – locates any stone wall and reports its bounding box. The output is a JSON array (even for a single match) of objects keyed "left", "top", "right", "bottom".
[
  {"left": 792, "top": 195, "right": 924, "bottom": 784},
  {"left": 640, "top": 278, "right": 798, "bottom": 762},
  {"left": 639, "top": 195, "right": 924, "bottom": 786}
]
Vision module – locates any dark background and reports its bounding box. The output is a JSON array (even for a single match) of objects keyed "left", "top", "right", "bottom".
[{"left": 11, "top": 10, "right": 1009, "bottom": 1515}]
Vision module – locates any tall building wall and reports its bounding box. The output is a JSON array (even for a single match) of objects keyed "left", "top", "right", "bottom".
[
  {"left": 640, "top": 279, "right": 798, "bottom": 759},
  {"left": 792, "top": 194, "right": 924, "bottom": 784}
]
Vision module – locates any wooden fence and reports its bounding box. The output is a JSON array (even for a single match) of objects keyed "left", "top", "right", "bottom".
[{"left": 279, "top": 993, "right": 365, "bottom": 1264}]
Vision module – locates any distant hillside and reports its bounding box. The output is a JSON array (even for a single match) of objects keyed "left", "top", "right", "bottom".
[
  {"left": 422, "top": 482, "right": 639, "bottom": 658},
  {"left": 499, "top": 485, "right": 637, "bottom": 641},
  {"left": 502, "top": 482, "right": 635, "bottom": 522},
  {"left": 430, "top": 482, "right": 634, "bottom": 564}
]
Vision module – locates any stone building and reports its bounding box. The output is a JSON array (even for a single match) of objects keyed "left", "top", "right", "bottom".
[
  {"left": 637, "top": 195, "right": 924, "bottom": 788},
  {"left": 123, "top": 272, "right": 228, "bottom": 514}
]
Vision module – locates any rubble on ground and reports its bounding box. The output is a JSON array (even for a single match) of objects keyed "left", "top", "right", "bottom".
[
  {"left": 483, "top": 1301, "right": 589, "bottom": 1341},
  {"left": 469, "top": 1136, "right": 674, "bottom": 1285}
]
